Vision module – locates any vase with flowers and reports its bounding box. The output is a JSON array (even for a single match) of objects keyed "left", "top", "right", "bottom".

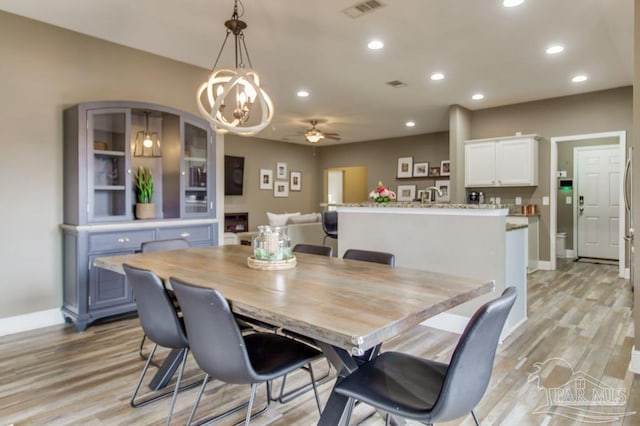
[{"left": 369, "top": 181, "right": 396, "bottom": 203}]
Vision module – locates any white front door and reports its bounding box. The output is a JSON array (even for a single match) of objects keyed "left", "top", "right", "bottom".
[{"left": 576, "top": 146, "right": 620, "bottom": 260}]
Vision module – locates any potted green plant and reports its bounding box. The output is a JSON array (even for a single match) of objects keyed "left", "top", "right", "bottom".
[{"left": 134, "top": 166, "right": 155, "bottom": 219}]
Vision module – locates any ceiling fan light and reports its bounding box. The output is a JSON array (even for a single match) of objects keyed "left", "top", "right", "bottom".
[{"left": 306, "top": 134, "right": 323, "bottom": 143}]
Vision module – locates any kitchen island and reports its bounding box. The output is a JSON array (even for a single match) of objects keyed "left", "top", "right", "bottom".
[{"left": 333, "top": 202, "right": 526, "bottom": 338}]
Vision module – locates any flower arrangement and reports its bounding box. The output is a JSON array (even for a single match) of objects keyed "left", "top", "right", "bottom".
[{"left": 369, "top": 181, "right": 396, "bottom": 203}]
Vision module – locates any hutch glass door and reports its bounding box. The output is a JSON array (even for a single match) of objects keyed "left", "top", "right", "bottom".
[
  {"left": 183, "top": 120, "right": 210, "bottom": 216},
  {"left": 88, "top": 109, "right": 131, "bottom": 221}
]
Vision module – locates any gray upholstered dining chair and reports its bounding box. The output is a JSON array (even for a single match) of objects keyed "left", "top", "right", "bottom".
[
  {"left": 321, "top": 210, "right": 338, "bottom": 245},
  {"left": 293, "top": 243, "right": 333, "bottom": 257},
  {"left": 170, "top": 277, "right": 323, "bottom": 425},
  {"left": 140, "top": 237, "right": 190, "bottom": 253},
  {"left": 124, "top": 264, "right": 194, "bottom": 426},
  {"left": 333, "top": 287, "right": 517, "bottom": 426},
  {"left": 343, "top": 248, "right": 395, "bottom": 266},
  {"left": 136, "top": 238, "right": 191, "bottom": 361}
]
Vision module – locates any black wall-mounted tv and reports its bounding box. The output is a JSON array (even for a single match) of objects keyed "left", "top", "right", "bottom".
[{"left": 224, "top": 155, "right": 245, "bottom": 196}]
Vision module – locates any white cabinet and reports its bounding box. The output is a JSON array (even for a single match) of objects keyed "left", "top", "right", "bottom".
[{"left": 465, "top": 135, "right": 539, "bottom": 187}]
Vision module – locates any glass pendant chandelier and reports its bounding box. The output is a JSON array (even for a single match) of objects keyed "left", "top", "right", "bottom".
[
  {"left": 133, "top": 111, "right": 161, "bottom": 157},
  {"left": 197, "top": 0, "right": 274, "bottom": 136}
]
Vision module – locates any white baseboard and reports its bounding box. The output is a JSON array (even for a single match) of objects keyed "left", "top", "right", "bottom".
[
  {"left": 624, "top": 268, "right": 630, "bottom": 279},
  {"left": 0, "top": 309, "right": 65, "bottom": 337},
  {"left": 538, "top": 260, "right": 553, "bottom": 271},
  {"left": 421, "top": 311, "right": 520, "bottom": 344},
  {"left": 629, "top": 346, "right": 640, "bottom": 374},
  {"left": 566, "top": 249, "right": 576, "bottom": 258},
  {"left": 421, "top": 312, "right": 468, "bottom": 335}
]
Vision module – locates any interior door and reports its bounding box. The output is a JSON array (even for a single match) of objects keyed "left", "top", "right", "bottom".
[
  {"left": 576, "top": 146, "right": 620, "bottom": 260},
  {"left": 327, "top": 170, "right": 344, "bottom": 205}
]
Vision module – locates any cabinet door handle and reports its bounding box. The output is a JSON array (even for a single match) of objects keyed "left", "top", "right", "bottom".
[
  {"left": 117, "top": 237, "right": 130, "bottom": 243},
  {"left": 180, "top": 232, "right": 191, "bottom": 238}
]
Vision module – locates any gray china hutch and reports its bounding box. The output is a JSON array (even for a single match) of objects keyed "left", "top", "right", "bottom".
[{"left": 61, "top": 101, "right": 218, "bottom": 331}]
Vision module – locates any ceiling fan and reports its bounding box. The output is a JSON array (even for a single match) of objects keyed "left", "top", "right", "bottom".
[{"left": 304, "top": 120, "right": 341, "bottom": 143}]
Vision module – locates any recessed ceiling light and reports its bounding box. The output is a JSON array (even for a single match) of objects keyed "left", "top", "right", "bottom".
[
  {"left": 296, "top": 90, "right": 309, "bottom": 97},
  {"left": 572, "top": 75, "right": 588, "bottom": 83},
  {"left": 405, "top": 121, "right": 416, "bottom": 127},
  {"left": 430, "top": 72, "right": 445, "bottom": 81},
  {"left": 546, "top": 45, "right": 564, "bottom": 55},
  {"left": 503, "top": 0, "right": 525, "bottom": 7},
  {"left": 472, "top": 93, "right": 485, "bottom": 100},
  {"left": 368, "top": 40, "right": 384, "bottom": 50}
]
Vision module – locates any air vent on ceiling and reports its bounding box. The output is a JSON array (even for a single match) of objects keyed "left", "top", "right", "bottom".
[
  {"left": 386, "top": 80, "right": 408, "bottom": 88},
  {"left": 342, "top": 0, "right": 386, "bottom": 19}
]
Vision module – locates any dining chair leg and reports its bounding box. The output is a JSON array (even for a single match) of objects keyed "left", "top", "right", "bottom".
[
  {"left": 307, "top": 362, "right": 322, "bottom": 414},
  {"left": 187, "top": 373, "right": 209, "bottom": 426},
  {"left": 165, "top": 347, "right": 189, "bottom": 426},
  {"left": 244, "top": 383, "right": 258, "bottom": 426},
  {"left": 138, "top": 334, "right": 148, "bottom": 360},
  {"left": 130, "top": 343, "right": 158, "bottom": 407}
]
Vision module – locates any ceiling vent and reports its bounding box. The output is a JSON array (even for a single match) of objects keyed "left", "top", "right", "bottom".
[
  {"left": 342, "top": 0, "right": 386, "bottom": 19},
  {"left": 386, "top": 80, "right": 408, "bottom": 88}
]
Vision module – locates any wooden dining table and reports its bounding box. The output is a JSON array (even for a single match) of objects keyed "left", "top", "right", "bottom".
[{"left": 94, "top": 244, "right": 494, "bottom": 425}]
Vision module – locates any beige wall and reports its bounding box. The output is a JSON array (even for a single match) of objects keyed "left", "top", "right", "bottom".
[
  {"left": 1, "top": 10, "right": 636, "bottom": 323},
  {"left": 0, "top": 12, "right": 211, "bottom": 318},
  {"left": 224, "top": 135, "right": 318, "bottom": 230},
  {"left": 314, "top": 132, "right": 450, "bottom": 208},
  {"left": 468, "top": 87, "right": 633, "bottom": 260}
]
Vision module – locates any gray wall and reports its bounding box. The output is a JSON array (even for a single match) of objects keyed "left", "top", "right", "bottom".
[
  {"left": 0, "top": 11, "right": 210, "bottom": 319},
  {"left": 224, "top": 135, "right": 319, "bottom": 230},
  {"left": 314, "top": 132, "right": 450, "bottom": 208},
  {"left": 0, "top": 10, "right": 635, "bottom": 322},
  {"left": 468, "top": 87, "right": 633, "bottom": 260}
]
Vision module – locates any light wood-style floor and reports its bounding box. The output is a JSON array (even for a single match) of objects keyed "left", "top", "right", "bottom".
[{"left": 1, "top": 259, "right": 639, "bottom": 425}]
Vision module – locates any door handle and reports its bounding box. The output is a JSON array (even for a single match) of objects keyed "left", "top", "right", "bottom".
[{"left": 579, "top": 207, "right": 584, "bottom": 213}]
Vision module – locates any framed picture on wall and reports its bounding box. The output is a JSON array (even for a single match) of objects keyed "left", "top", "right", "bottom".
[
  {"left": 274, "top": 181, "right": 289, "bottom": 197},
  {"left": 435, "top": 180, "right": 450, "bottom": 202},
  {"left": 397, "top": 184, "right": 416, "bottom": 202},
  {"left": 397, "top": 157, "right": 413, "bottom": 178},
  {"left": 259, "top": 169, "right": 273, "bottom": 190},
  {"left": 290, "top": 171, "right": 302, "bottom": 191},
  {"left": 276, "top": 162, "right": 288, "bottom": 179},
  {"left": 440, "top": 160, "right": 451, "bottom": 176},
  {"left": 413, "top": 162, "right": 429, "bottom": 177},
  {"left": 429, "top": 166, "right": 441, "bottom": 177}
]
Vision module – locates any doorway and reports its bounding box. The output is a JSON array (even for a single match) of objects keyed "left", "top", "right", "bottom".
[
  {"left": 575, "top": 145, "right": 620, "bottom": 260},
  {"left": 550, "top": 131, "right": 627, "bottom": 277},
  {"left": 324, "top": 166, "right": 368, "bottom": 205}
]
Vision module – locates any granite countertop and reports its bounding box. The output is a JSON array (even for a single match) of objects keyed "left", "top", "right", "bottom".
[
  {"left": 506, "top": 223, "right": 528, "bottom": 231},
  {"left": 323, "top": 202, "right": 510, "bottom": 210}
]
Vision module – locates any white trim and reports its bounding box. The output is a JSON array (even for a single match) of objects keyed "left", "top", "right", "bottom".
[
  {"left": 537, "top": 260, "right": 553, "bottom": 271},
  {"left": 0, "top": 309, "right": 65, "bottom": 337},
  {"left": 549, "top": 131, "right": 626, "bottom": 277},
  {"left": 629, "top": 346, "right": 640, "bottom": 374},
  {"left": 421, "top": 312, "right": 468, "bottom": 334}
]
